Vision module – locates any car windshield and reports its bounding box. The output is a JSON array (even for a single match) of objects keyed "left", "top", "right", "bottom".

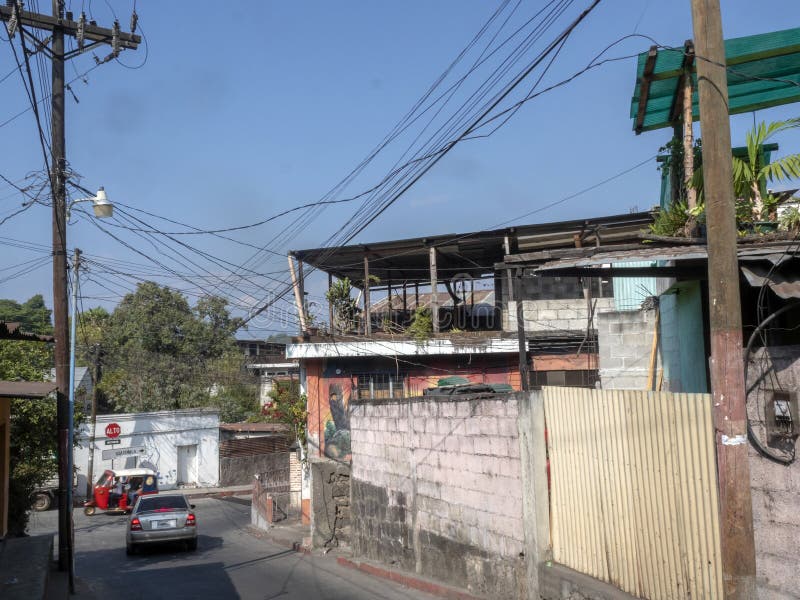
[{"left": 135, "top": 495, "right": 188, "bottom": 513}]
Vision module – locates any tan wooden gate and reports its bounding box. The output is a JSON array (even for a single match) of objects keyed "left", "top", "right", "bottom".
[{"left": 543, "top": 387, "right": 722, "bottom": 599}]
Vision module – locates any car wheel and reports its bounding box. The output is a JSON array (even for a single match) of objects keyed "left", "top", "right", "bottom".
[
  {"left": 186, "top": 539, "right": 197, "bottom": 552},
  {"left": 31, "top": 492, "right": 52, "bottom": 512},
  {"left": 126, "top": 542, "right": 136, "bottom": 556},
  {"left": 83, "top": 506, "right": 96, "bottom": 516}
]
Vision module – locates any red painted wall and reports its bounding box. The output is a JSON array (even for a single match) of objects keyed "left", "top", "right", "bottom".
[{"left": 304, "top": 354, "right": 521, "bottom": 458}]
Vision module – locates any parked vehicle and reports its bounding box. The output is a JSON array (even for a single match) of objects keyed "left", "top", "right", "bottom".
[
  {"left": 83, "top": 468, "right": 158, "bottom": 516},
  {"left": 126, "top": 493, "right": 197, "bottom": 555},
  {"left": 30, "top": 478, "right": 59, "bottom": 512}
]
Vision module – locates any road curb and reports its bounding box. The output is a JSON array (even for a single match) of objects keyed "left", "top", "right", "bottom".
[
  {"left": 336, "top": 557, "right": 483, "bottom": 600},
  {"left": 182, "top": 488, "right": 251, "bottom": 499}
]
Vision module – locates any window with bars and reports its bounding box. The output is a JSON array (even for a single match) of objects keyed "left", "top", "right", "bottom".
[{"left": 355, "top": 373, "right": 407, "bottom": 399}]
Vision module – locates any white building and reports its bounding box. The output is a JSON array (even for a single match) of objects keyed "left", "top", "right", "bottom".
[{"left": 74, "top": 409, "right": 219, "bottom": 497}]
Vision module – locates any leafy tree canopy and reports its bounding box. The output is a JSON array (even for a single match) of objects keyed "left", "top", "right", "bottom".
[
  {"left": 0, "top": 294, "right": 52, "bottom": 334},
  {"left": 0, "top": 295, "right": 56, "bottom": 535},
  {"left": 94, "top": 282, "right": 257, "bottom": 418}
]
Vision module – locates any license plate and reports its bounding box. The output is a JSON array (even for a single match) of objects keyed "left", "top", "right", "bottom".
[{"left": 157, "top": 519, "right": 176, "bottom": 529}]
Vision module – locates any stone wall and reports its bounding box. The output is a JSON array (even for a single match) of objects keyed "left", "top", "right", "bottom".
[
  {"left": 597, "top": 307, "right": 658, "bottom": 389},
  {"left": 310, "top": 458, "right": 351, "bottom": 548},
  {"left": 747, "top": 345, "right": 800, "bottom": 599},
  {"left": 349, "top": 395, "right": 527, "bottom": 599},
  {"left": 505, "top": 298, "right": 616, "bottom": 334}
]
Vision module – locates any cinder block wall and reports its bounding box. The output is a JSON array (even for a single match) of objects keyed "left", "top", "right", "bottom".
[
  {"left": 597, "top": 308, "right": 658, "bottom": 389},
  {"left": 505, "top": 298, "right": 615, "bottom": 333},
  {"left": 746, "top": 346, "right": 800, "bottom": 599},
  {"left": 350, "top": 396, "right": 526, "bottom": 599}
]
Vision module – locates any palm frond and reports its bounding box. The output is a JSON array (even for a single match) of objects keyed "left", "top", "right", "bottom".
[{"left": 762, "top": 153, "right": 800, "bottom": 183}]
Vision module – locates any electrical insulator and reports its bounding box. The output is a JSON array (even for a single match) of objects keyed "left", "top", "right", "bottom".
[
  {"left": 5, "top": 1, "right": 19, "bottom": 38},
  {"left": 130, "top": 10, "right": 138, "bottom": 33},
  {"left": 77, "top": 12, "right": 86, "bottom": 51},
  {"left": 112, "top": 19, "right": 121, "bottom": 56}
]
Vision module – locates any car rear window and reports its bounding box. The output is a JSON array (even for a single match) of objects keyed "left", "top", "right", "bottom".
[{"left": 136, "top": 495, "right": 189, "bottom": 512}]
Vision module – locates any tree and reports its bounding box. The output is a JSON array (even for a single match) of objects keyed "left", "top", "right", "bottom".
[
  {"left": 96, "top": 282, "right": 257, "bottom": 418},
  {"left": 692, "top": 117, "right": 800, "bottom": 223},
  {"left": 258, "top": 380, "right": 307, "bottom": 455},
  {"left": 732, "top": 118, "right": 800, "bottom": 221},
  {"left": 0, "top": 296, "right": 56, "bottom": 535},
  {"left": 325, "top": 277, "right": 358, "bottom": 333},
  {"left": 0, "top": 295, "right": 52, "bottom": 333}
]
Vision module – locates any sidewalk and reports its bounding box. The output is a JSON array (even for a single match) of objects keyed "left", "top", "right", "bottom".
[
  {"left": 44, "top": 567, "right": 98, "bottom": 600},
  {"left": 251, "top": 519, "right": 481, "bottom": 600}
]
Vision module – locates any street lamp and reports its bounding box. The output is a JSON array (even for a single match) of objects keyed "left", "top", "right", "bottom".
[
  {"left": 63, "top": 187, "right": 113, "bottom": 584},
  {"left": 67, "top": 186, "right": 114, "bottom": 220}
]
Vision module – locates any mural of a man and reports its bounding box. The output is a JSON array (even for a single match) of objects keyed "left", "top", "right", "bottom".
[{"left": 324, "top": 383, "right": 351, "bottom": 459}]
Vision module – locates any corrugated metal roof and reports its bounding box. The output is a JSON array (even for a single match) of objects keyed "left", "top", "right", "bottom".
[
  {"left": 631, "top": 27, "right": 800, "bottom": 133},
  {"left": 534, "top": 242, "right": 800, "bottom": 271},
  {"left": 525, "top": 241, "right": 800, "bottom": 298},
  {"left": 219, "top": 423, "right": 290, "bottom": 433},
  {"left": 0, "top": 381, "right": 57, "bottom": 399},
  {"left": 292, "top": 212, "right": 654, "bottom": 286}
]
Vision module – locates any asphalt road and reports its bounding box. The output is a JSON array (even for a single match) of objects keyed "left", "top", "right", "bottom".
[{"left": 28, "top": 495, "right": 437, "bottom": 600}]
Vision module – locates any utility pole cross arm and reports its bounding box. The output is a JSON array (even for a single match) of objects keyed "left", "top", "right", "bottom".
[{"left": 0, "top": 6, "right": 141, "bottom": 48}]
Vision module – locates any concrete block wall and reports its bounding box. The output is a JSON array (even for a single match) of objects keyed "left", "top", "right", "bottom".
[
  {"left": 349, "top": 396, "right": 527, "bottom": 599},
  {"left": 746, "top": 346, "right": 800, "bottom": 599},
  {"left": 505, "top": 298, "right": 615, "bottom": 333},
  {"left": 597, "top": 308, "right": 658, "bottom": 389},
  {"left": 289, "top": 452, "right": 302, "bottom": 509}
]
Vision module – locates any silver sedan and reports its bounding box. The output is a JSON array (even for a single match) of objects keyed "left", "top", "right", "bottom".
[{"left": 126, "top": 493, "right": 197, "bottom": 555}]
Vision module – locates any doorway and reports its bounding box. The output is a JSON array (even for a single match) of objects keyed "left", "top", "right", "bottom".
[{"left": 177, "top": 444, "right": 198, "bottom": 486}]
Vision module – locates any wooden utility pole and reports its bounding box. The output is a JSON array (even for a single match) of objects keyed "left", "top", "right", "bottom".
[
  {"left": 0, "top": 1, "right": 140, "bottom": 572},
  {"left": 515, "top": 269, "right": 529, "bottom": 391},
  {"left": 51, "top": 1, "right": 70, "bottom": 573},
  {"left": 327, "top": 273, "right": 335, "bottom": 334},
  {"left": 689, "top": 1, "right": 756, "bottom": 597},
  {"left": 287, "top": 254, "right": 307, "bottom": 332},
  {"left": 429, "top": 248, "right": 439, "bottom": 333},
  {"left": 363, "top": 256, "right": 372, "bottom": 335},
  {"left": 682, "top": 55, "right": 697, "bottom": 210}
]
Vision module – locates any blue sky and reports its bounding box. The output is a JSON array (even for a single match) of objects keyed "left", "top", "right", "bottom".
[{"left": 2, "top": 1, "right": 800, "bottom": 336}]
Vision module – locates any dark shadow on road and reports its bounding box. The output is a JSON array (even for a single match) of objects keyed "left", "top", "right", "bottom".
[
  {"left": 126, "top": 533, "right": 224, "bottom": 557},
  {"left": 77, "top": 546, "right": 239, "bottom": 599}
]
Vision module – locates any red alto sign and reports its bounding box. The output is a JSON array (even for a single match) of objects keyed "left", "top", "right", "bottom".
[{"left": 105, "top": 423, "right": 121, "bottom": 438}]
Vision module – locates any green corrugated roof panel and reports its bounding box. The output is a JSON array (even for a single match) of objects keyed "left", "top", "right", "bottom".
[{"left": 631, "top": 27, "right": 800, "bottom": 133}]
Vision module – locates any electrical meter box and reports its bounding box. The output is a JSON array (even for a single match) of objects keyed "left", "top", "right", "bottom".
[{"left": 766, "top": 390, "right": 799, "bottom": 446}]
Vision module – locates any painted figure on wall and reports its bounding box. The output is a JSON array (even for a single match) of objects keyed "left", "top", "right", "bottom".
[{"left": 324, "top": 383, "right": 350, "bottom": 459}]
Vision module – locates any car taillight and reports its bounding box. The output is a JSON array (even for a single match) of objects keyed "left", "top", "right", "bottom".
[
  {"left": 185, "top": 513, "right": 196, "bottom": 526},
  {"left": 130, "top": 518, "right": 142, "bottom": 531}
]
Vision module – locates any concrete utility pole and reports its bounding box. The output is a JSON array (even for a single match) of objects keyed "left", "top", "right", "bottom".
[
  {"left": 85, "top": 344, "right": 101, "bottom": 499},
  {"left": 0, "top": 1, "right": 140, "bottom": 572},
  {"left": 688, "top": 1, "right": 756, "bottom": 598}
]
